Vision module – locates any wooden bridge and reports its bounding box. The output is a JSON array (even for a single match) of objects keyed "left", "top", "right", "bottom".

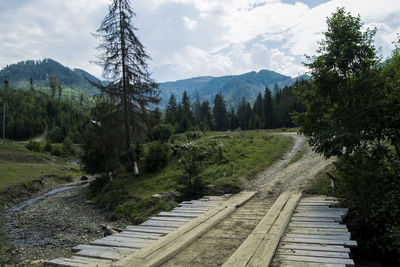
[{"left": 46, "top": 192, "right": 356, "bottom": 266}]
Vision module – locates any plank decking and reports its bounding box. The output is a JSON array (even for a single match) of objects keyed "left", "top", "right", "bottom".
[
  {"left": 45, "top": 194, "right": 233, "bottom": 266},
  {"left": 271, "top": 196, "right": 357, "bottom": 267}
]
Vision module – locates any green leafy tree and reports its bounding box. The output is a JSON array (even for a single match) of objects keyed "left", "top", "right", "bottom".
[
  {"left": 93, "top": 0, "right": 159, "bottom": 171},
  {"left": 294, "top": 7, "right": 380, "bottom": 158}
]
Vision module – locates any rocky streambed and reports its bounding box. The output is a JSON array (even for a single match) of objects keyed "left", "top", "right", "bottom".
[{"left": 2, "top": 183, "right": 128, "bottom": 265}]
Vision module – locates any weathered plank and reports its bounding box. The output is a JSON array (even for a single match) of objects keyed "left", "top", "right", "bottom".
[
  {"left": 100, "top": 235, "right": 154, "bottom": 244},
  {"left": 157, "top": 212, "right": 199, "bottom": 218},
  {"left": 125, "top": 226, "right": 173, "bottom": 234},
  {"left": 287, "top": 226, "right": 349, "bottom": 233},
  {"left": 291, "top": 216, "right": 339, "bottom": 222},
  {"left": 287, "top": 228, "right": 350, "bottom": 237},
  {"left": 294, "top": 211, "right": 345, "bottom": 218},
  {"left": 46, "top": 256, "right": 113, "bottom": 266},
  {"left": 279, "top": 242, "right": 350, "bottom": 253},
  {"left": 91, "top": 239, "right": 147, "bottom": 249},
  {"left": 277, "top": 248, "right": 350, "bottom": 259},
  {"left": 113, "top": 231, "right": 163, "bottom": 240},
  {"left": 151, "top": 216, "right": 191, "bottom": 222},
  {"left": 140, "top": 219, "right": 184, "bottom": 228},
  {"left": 283, "top": 237, "right": 358, "bottom": 247},
  {"left": 74, "top": 245, "right": 135, "bottom": 261},
  {"left": 285, "top": 233, "right": 350, "bottom": 241},
  {"left": 276, "top": 254, "right": 354, "bottom": 266},
  {"left": 272, "top": 260, "right": 345, "bottom": 267},
  {"left": 289, "top": 222, "right": 347, "bottom": 229}
]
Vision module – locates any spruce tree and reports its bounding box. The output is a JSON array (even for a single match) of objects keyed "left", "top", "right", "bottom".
[
  {"left": 263, "top": 86, "right": 273, "bottom": 128},
  {"left": 93, "top": 0, "right": 159, "bottom": 171},
  {"left": 165, "top": 94, "right": 177, "bottom": 124}
]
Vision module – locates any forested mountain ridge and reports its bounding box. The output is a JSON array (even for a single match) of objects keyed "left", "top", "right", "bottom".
[
  {"left": 159, "top": 70, "right": 308, "bottom": 108},
  {"left": 0, "top": 59, "right": 101, "bottom": 97},
  {"left": 0, "top": 58, "right": 307, "bottom": 107}
]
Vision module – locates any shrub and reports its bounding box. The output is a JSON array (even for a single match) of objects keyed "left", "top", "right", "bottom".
[
  {"left": 43, "top": 139, "right": 53, "bottom": 153},
  {"left": 176, "top": 147, "right": 206, "bottom": 200},
  {"left": 152, "top": 124, "right": 173, "bottom": 143},
  {"left": 26, "top": 140, "right": 42, "bottom": 152},
  {"left": 51, "top": 145, "right": 63, "bottom": 157},
  {"left": 62, "top": 137, "right": 75, "bottom": 156},
  {"left": 145, "top": 142, "right": 168, "bottom": 172}
]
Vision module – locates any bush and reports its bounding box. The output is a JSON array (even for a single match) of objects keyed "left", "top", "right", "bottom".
[
  {"left": 51, "top": 145, "right": 63, "bottom": 157},
  {"left": 151, "top": 124, "right": 173, "bottom": 143},
  {"left": 25, "top": 140, "right": 42, "bottom": 152},
  {"left": 43, "top": 139, "right": 53, "bottom": 153},
  {"left": 176, "top": 147, "right": 206, "bottom": 200},
  {"left": 62, "top": 137, "right": 75, "bottom": 156},
  {"left": 335, "top": 150, "right": 400, "bottom": 258},
  {"left": 145, "top": 142, "right": 169, "bottom": 172},
  {"left": 48, "top": 126, "right": 64, "bottom": 143}
]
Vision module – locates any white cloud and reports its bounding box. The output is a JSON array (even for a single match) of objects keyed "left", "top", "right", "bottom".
[
  {"left": 1, "top": 0, "right": 400, "bottom": 82},
  {"left": 182, "top": 16, "right": 198, "bottom": 31}
]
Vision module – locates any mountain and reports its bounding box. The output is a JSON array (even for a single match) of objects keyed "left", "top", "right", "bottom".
[
  {"left": 159, "top": 70, "right": 308, "bottom": 108},
  {"left": 0, "top": 59, "right": 307, "bottom": 107},
  {"left": 0, "top": 59, "right": 101, "bottom": 97}
]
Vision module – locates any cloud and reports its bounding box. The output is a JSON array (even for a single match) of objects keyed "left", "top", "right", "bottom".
[{"left": 1, "top": 0, "right": 400, "bottom": 82}]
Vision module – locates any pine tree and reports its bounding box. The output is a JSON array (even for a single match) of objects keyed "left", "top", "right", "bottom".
[
  {"left": 263, "top": 86, "right": 273, "bottom": 128},
  {"left": 213, "top": 93, "right": 227, "bottom": 131},
  {"left": 58, "top": 84, "right": 63, "bottom": 100},
  {"left": 29, "top": 77, "right": 34, "bottom": 91},
  {"left": 165, "top": 94, "right": 177, "bottom": 124},
  {"left": 50, "top": 74, "right": 57, "bottom": 97},
  {"left": 93, "top": 0, "right": 159, "bottom": 171}
]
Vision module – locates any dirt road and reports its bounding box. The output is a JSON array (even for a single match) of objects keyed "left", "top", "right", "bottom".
[{"left": 163, "top": 133, "right": 333, "bottom": 266}]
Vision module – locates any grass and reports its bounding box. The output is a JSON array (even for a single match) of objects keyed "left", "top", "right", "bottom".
[
  {"left": 91, "top": 130, "right": 294, "bottom": 221},
  {"left": 287, "top": 147, "right": 306, "bottom": 166},
  {"left": 304, "top": 163, "right": 335, "bottom": 196},
  {"left": 0, "top": 140, "right": 81, "bottom": 192}
]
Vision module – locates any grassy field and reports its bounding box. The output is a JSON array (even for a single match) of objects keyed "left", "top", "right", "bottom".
[
  {"left": 0, "top": 141, "right": 81, "bottom": 192},
  {"left": 92, "top": 130, "right": 294, "bottom": 221}
]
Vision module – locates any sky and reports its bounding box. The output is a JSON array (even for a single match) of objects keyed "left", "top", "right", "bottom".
[{"left": 0, "top": 0, "right": 399, "bottom": 82}]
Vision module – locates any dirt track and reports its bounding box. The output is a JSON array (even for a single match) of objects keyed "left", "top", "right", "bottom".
[{"left": 163, "top": 133, "right": 333, "bottom": 266}]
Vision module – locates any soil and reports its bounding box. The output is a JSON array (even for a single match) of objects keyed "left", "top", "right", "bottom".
[{"left": 2, "top": 184, "right": 129, "bottom": 265}]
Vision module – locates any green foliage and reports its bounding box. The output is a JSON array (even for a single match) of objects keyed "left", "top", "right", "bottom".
[
  {"left": 335, "top": 151, "right": 400, "bottom": 255},
  {"left": 61, "top": 136, "right": 75, "bottom": 156},
  {"left": 25, "top": 140, "right": 42, "bottom": 153},
  {"left": 294, "top": 8, "right": 400, "bottom": 260},
  {"left": 151, "top": 124, "right": 173, "bottom": 143},
  {"left": 0, "top": 88, "right": 86, "bottom": 141},
  {"left": 50, "top": 144, "right": 63, "bottom": 157},
  {"left": 43, "top": 139, "right": 53, "bottom": 153},
  {"left": 145, "top": 142, "right": 169, "bottom": 172},
  {"left": 81, "top": 98, "right": 124, "bottom": 174},
  {"left": 176, "top": 146, "right": 206, "bottom": 200}
]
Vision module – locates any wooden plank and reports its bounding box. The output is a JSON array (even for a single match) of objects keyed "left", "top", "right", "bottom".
[
  {"left": 287, "top": 226, "right": 349, "bottom": 233},
  {"left": 247, "top": 193, "right": 303, "bottom": 267},
  {"left": 46, "top": 256, "right": 113, "bottom": 266},
  {"left": 140, "top": 219, "right": 184, "bottom": 228},
  {"left": 280, "top": 242, "right": 350, "bottom": 253},
  {"left": 91, "top": 239, "right": 148, "bottom": 249},
  {"left": 287, "top": 228, "right": 350, "bottom": 237},
  {"left": 125, "top": 226, "right": 173, "bottom": 234},
  {"left": 114, "top": 191, "right": 256, "bottom": 267},
  {"left": 100, "top": 235, "right": 154, "bottom": 244},
  {"left": 157, "top": 212, "right": 199, "bottom": 218},
  {"left": 296, "top": 207, "right": 348, "bottom": 212},
  {"left": 283, "top": 237, "right": 358, "bottom": 247},
  {"left": 285, "top": 233, "right": 350, "bottom": 241},
  {"left": 272, "top": 260, "right": 345, "bottom": 267},
  {"left": 70, "top": 256, "right": 113, "bottom": 265},
  {"left": 276, "top": 254, "right": 354, "bottom": 266},
  {"left": 222, "top": 192, "right": 292, "bottom": 267},
  {"left": 75, "top": 245, "right": 135, "bottom": 261},
  {"left": 113, "top": 231, "right": 163, "bottom": 239},
  {"left": 289, "top": 222, "right": 347, "bottom": 229},
  {"left": 72, "top": 244, "right": 132, "bottom": 253},
  {"left": 292, "top": 216, "right": 339, "bottom": 222},
  {"left": 171, "top": 207, "right": 207, "bottom": 212},
  {"left": 277, "top": 248, "right": 350, "bottom": 259},
  {"left": 151, "top": 216, "right": 191, "bottom": 222},
  {"left": 294, "top": 211, "right": 345, "bottom": 218}
]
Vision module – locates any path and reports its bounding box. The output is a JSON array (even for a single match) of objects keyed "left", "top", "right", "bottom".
[{"left": 45, "top": 133, "right": 346, "bottom": 266}]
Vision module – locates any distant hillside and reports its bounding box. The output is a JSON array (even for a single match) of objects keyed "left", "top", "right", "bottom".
[
  {"left": 159, "top": 70, "right": 308, "bottom": 108},
  {"left": 0, "top": 59, "right": 308, "bottom": 107},
  {"left": 0, "top": 59, "right": 101, "bottom": 97}
]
